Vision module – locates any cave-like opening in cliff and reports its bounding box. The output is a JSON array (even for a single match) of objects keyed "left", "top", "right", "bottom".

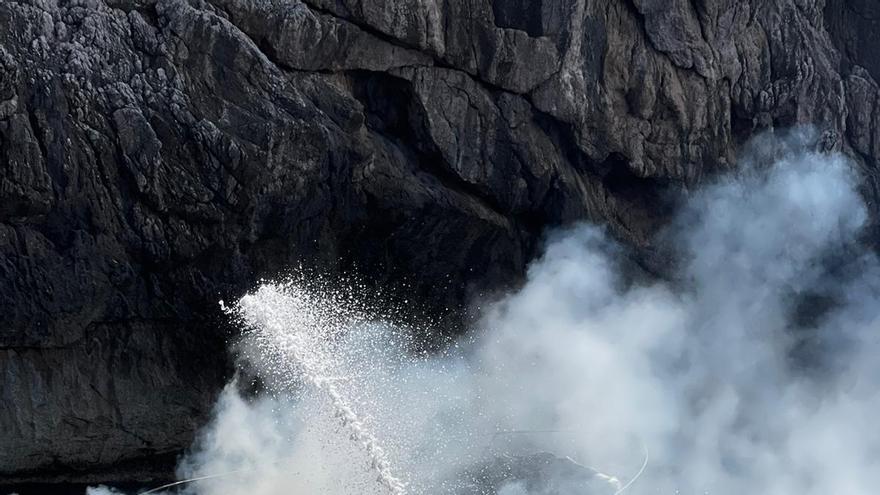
[
  {"left": 491, "top": 0, "right": 545, "bottom": 37},
  {"left": 339, "top": 70, "right": 526, "bottom": 340},
  {"left": 599, "top": 152, "right": 681, "bottom": 228}
]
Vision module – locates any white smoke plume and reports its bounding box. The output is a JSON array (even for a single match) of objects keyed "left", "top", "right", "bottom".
[{"left": 98, "top": 129, "right": 880, "bottom": 495}]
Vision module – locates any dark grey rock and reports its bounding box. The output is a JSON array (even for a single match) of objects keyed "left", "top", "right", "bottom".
[{"left": 1, "top": 0, "right": 880, "bottom": 485}]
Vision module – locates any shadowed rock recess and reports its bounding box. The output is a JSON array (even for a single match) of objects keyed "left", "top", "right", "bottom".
[{"left": 2, "top": 0, "right": 880, "bottom": 485}]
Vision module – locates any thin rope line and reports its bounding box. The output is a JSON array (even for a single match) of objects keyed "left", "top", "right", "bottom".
[
  {"left": 139, "top": 468, "right": 254, "bottom": 494},
  {"left": 613, "top": 441, "right": 649, "bottom": 495},
  {"left": 137, "top": 431, "right": 648, "bottom": 494}
]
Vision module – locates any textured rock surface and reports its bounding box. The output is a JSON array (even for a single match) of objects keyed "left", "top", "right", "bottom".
[{"left": 2, "top": 0, "right": 880, "bottom": 484}]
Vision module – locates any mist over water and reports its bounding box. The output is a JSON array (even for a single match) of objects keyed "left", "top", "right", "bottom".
[{"left": 90, "top": 131, "right": 880, "bottom": 495}]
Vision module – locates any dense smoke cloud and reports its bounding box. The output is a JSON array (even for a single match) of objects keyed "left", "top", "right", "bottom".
[
  {"left": 94, "top": 129, "right": 880, "bottom": 495},
  {"left": 469, "top": 130, "right": 880, "bottom": 494}
]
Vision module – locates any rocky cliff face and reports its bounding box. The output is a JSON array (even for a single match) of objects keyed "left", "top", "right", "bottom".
[{"left": 2, "top": 0, "right": 880, "bottom": 485}]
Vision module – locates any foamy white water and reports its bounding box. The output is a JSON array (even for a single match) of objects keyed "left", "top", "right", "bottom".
[{"left": 231, "top": 284, "right": 408, "bottom": 495}]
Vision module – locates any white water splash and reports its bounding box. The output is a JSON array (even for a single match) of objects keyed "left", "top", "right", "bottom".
[{"left": 230, "top": 284, "right": 408, "bottom": 495}]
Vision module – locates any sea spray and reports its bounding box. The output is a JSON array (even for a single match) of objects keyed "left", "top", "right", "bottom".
[{"left": 227, "top": 283, "right": 408, "bottom": 495}]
